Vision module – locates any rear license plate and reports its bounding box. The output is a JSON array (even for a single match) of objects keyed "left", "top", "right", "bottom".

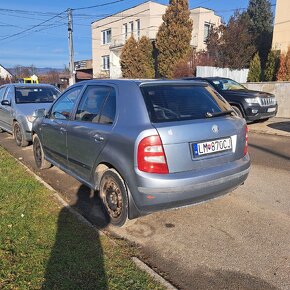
[
  {"left": 193, "top": 137, "right": 232, "bottom": 156},
  {"left": 267, "top": 107, "right": 276, "bottom": 113}
]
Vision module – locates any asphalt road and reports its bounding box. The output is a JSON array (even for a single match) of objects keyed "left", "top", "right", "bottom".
[{"left": 0, "top": 131, "right": 289, "bottom": 290}]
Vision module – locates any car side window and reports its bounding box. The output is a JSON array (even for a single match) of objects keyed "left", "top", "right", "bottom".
[
  {"left": 99, "top": 89, "right": 116, "bottom": 125},
  {"left": 50, "top": 86, "right": 82, "bottom": 120},
  {"left": 75, "top": 86, "right": 111, "bottom": 123}
]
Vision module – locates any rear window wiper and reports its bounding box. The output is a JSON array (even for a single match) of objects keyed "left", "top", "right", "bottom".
[{"left": 205, "top": 110, "right": 234, "bottom": 118}]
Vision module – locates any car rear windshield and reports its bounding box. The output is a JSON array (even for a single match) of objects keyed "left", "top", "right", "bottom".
[
  {"left": 141, "top": 84, "right": 232, "bottom": 123},
  {"left": 15, "top": 87, "right": 60, "bottom": 104}
]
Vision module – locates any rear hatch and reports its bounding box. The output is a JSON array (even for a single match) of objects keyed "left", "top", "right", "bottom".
[{"left": 140, "top": 82, "right": 247, "bottom": 173}]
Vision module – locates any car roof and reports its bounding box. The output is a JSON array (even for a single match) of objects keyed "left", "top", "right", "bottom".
[
  {"left": 71, "top": 79, "right": 208, "bottom": 87},
  {"left": 1, "top": 83, "right": 57, "bottom": 88}
]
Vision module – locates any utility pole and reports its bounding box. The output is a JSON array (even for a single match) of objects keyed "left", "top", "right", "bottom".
[{"left": 68, "top": 8, "right": 75, "bottom": 85}]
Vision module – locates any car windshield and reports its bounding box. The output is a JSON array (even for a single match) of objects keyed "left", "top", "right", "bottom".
[
  {"left": 212, "top": 79, "right": 246, "bottom": 91},
  {"left": 15, "top": 87, "right": 60, "bottom": 104},
  {"left": 141, "top": 84, "right": 232, "bottom": 123}
]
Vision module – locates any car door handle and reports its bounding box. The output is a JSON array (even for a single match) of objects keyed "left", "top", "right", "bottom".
[
  {"left": 60, "top": 127, "right": 67, "bottom": 133},
  {"left": 93, "top": 133, "right": 104, "bottom": 142}
]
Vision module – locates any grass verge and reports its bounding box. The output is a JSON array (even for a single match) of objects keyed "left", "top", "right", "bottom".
[{"left": 0, "top": 147, "right": 164, "bottom": 290}]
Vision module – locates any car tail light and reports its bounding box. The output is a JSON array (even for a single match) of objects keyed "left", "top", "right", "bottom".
[
  {"left": 137, "top": 135, "right": 169, "bottom": 174},
  {"left": 244, "top": 125, "right": 249, "bottom": 156}
]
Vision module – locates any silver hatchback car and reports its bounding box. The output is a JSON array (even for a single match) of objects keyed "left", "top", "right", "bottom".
[
  {"left": 0, "top": 83, "right": 60, "bottom": 146},
  {"left": 32, "top": 80, "right": 250, "bottom": 226}
]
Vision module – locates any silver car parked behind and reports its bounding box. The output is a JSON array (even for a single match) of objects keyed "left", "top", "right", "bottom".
[
  {"left": 32, "top": 80, "right": 250, "bottom": 227},
  {"left": 0, "top": 83, "right": 60, "bottom": 146}
]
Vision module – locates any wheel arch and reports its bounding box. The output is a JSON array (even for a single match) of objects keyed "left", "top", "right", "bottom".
[
  {"left": 230, "top": 102, "right": 245, "bottom": 117},
  {"left": 93, "top": 161, "right": 141, "bottom": 219}
]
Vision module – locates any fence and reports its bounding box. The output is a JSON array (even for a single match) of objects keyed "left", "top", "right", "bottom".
[{"left": 196, "top": 66, "right": 249, "bottom": 83}]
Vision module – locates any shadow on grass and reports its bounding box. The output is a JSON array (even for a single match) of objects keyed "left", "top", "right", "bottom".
[
  {"left": 268, "top": 121, "right": 290, "bottom": 133},
  {"left": 42, "top": 185, "right": 109, "bottom": 289}
]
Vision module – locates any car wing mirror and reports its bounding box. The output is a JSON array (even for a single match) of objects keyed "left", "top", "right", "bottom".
[
  {"left": 52, "top": 111, "right": 68, "bottom": 120},
  {"left": 1, "top": 100, "right": 11, "bottom": 106},
  {"left": 32, "top": 108, "right": 46, "bottom": 119}
]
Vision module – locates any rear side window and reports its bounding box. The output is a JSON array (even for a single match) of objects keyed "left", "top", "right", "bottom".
[
  {"left": 99, "top": 89, "right": 116, "bottom": 124},
  {"left": 141, "top": 85, "right": 231, "bottom": 123}
]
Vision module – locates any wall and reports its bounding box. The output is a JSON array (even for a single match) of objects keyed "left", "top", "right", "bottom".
[
  {"left": 91, "top": 2, "right": 166, "bottom": 78},
  {"left": 190, "top": 7, "right": 221, "bottom": 51},
  {"left": 196, "top": 66, "right": 249, "bottom": 83},
  {"left": 272, "top": 0, "right": 290, "bottom": 53},
  {"left": 243, "top": 82, "right": 290, "bottom": 118}
]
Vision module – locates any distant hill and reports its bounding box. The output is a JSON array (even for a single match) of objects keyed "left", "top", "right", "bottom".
[{"left": 8, "top": 67, "right": 64, "bottom": 75}]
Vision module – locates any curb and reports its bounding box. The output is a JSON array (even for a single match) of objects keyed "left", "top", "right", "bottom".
[{"left": 13, "top": 156, "right": 177, "bottom": 290}]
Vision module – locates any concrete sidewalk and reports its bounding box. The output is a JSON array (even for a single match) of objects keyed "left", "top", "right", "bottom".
[{"left": 248, "top": 117, "right": 290, "bottom": 137}]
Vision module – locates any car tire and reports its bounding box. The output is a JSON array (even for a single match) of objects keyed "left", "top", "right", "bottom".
[
  {"left": 232, "top": 105, "right": 244, "bottom": 118},
  {"left": 33, "top": 134, "right": 51, "bottom": 169},
  {"left": 13, "top": 121, "right": 29, "bottom": 147},
  {"left": 99, "top": 168, "right": 129, "bottom": 227}
]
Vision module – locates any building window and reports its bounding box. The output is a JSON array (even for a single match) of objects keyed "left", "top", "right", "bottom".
[
  {"left": 102, "top": 55, "right": 110, "bottom": 70},
  {"left": 136, "top": 19, "right": 140, "bottom": 39},
  {"left": 123, "top": 23, "right": 128, "bottom": 41},
  {"left": 102, "top": 29, "right": 111, "bottom": 45},
  {"left": 129, "top": 21, "right": 134, "bottom": 36},
  {"left": 204, "top": 22, "right": 212, "bottom": 43}
]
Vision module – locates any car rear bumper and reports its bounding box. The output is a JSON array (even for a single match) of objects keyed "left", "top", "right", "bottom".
[{"left": 130, "top": 154, "right": 250, "bottom": 216}]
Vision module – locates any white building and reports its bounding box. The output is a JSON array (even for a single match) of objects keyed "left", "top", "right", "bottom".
[
  {"left": 0, "top": 64, "right": 13, "bottom": 80},
  {"left": 91, "top": 1, "right": 221, "bottom": 78}
]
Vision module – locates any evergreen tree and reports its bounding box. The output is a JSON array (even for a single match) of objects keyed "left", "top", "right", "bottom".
[
  {"left": 264, "top": 50, "right": 280, "bottom": 81},
  {"left": 120, "top": 36, "right": 140, "bottom": 78},
  {"left": 286, "top": 46, "right": 290, "bottom": 81},
  {"left": 138, "top": 36, "right": 155, "bottom": 78},
  {"left": 156, "top": 0, "right": 193, "bottom": 79},
  {"left": 247, "top": 53, "right": 261, "bottom": 82},
  {"left": 276, "top": 53, "right": 287, "bottom": 81},
  {"left": 247, "top": 0, "right": 273, "bottom": 67}
]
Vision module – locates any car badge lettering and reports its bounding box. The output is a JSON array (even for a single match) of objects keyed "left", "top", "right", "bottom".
[{"left": 212, "top": 125, "right": 219, "bottom": 134}]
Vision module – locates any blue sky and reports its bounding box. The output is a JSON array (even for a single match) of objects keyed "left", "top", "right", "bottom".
[{"left": 0, "top": 0, "right": 276, "bottom": 69}]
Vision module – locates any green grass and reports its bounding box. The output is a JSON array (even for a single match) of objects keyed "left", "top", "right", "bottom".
[{"left": 0, "top": 147, "right": 164, "bottom": 290}]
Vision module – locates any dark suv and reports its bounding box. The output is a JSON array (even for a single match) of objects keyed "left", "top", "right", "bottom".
[{"left": 186, "top": 77, "right": 278, "bottom": 122}]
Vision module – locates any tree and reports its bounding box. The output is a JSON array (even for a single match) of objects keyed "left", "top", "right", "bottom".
[
  {"left": 156, "top": 0, "right": 193, "bottom": 78},
  {"left": 276, "top": 53, "right": 287, "bottom": 81},
  {"left": 264, "top": 50, "right": 280, "bottom": 81},
  {"left": 247, "top": 0, "right": 273, "bottom": 67},
  {"left": 247, "top": 53, "right": 261, "bottom": 82},
  {"left": 207, "top": 11, "right": 255, "bottom": 69},
  {"left": 286, "top": 46, "right": 290, "bottom": 81},
  {"left": 137, "top": 36, "right": 155, "bottom": 78},
  {"left": 120, "top": 36, "right": 140, "bottom": 78}
]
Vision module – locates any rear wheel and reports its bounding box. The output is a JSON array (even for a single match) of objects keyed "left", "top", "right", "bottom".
[
  {"left": 13, "top": 121, "right": 28, "bottom": 147},
  {"left": 33, "top": 134, "right": 51, "bottom": 169},
  {"left": 232, "top": 105, "right": 244, "bottom": 118},
  {"left": 99, "top": 169, "right": 129, "bottom": 227}
]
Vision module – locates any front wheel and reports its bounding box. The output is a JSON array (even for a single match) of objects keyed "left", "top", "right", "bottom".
[
  {"left": 99, "top": 169, "right": 129, "bottom": 227},
  {"left": 13, "top": 122, "right": 29, "bottom": 147},
  {"left": 33, "top": 134, "right": 51, "bottom": 169}
]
